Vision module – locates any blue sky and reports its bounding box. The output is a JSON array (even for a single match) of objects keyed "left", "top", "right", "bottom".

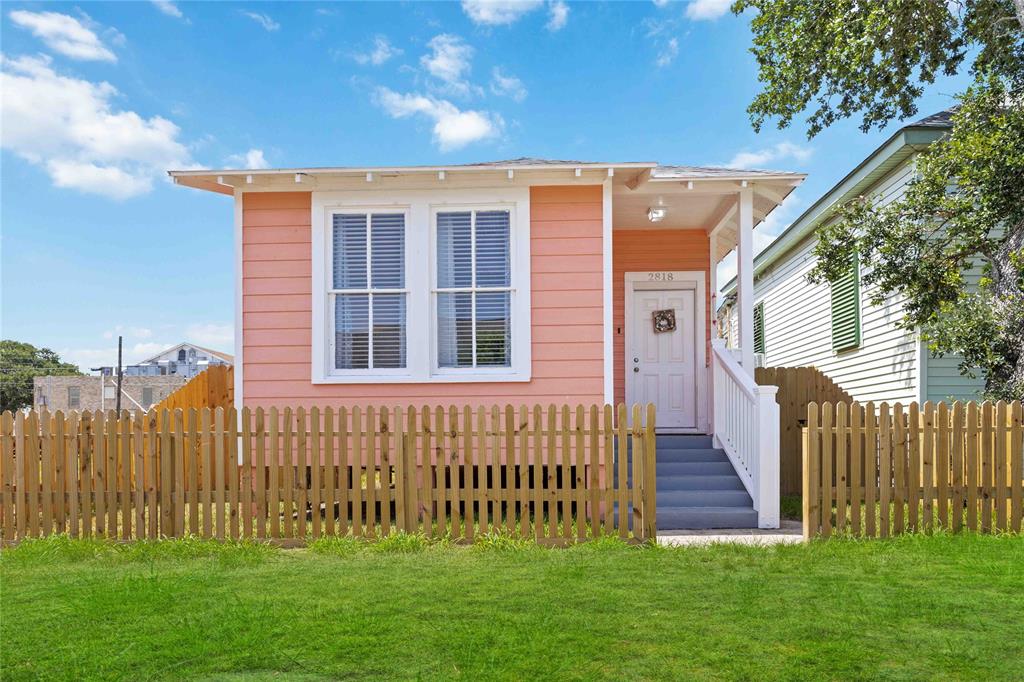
[{"left": 1, "top": 0, "right": 970, "bottom": 370}]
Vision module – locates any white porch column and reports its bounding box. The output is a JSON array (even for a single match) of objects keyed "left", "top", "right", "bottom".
[{"left": 736, "top": 187, "right": 755, "bottom": 374}]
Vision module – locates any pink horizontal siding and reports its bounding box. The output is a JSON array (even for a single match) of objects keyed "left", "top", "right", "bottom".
[{"left": 241, "top": 186, "right": 605, "bottom": 409}]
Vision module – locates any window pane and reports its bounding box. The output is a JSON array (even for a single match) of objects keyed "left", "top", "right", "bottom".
[
  {"left": 475, "top": 291, "right": 511, "bottom": 367},
  {"left": 333, "top": 214, "right": 367, "bottom": 289},
  {"left": 334, "top": 294, "right": 369, "bottom": 369},
  {"left": 475, "top": 210, "right": 510, "bottom": 288},
  {"left": 436, "top": 212, "right": 472, "bottom": 288},
  {"left": 371, "top": 213, "right": 404, "bottom": 289},
  {"left": 437, "top": 292, "right": 473, "bottom": 367},
  {"left": 372, "top": 294, "right": 406, "bottom": 368}
]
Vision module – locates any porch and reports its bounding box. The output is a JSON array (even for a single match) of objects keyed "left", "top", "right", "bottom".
[{"left": 609, "top": 166, "right": 803, "bottom": 528}]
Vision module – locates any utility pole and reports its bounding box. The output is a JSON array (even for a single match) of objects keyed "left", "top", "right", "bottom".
[{"left": 115, "top": 335, "right": 123, "bottom": 413}]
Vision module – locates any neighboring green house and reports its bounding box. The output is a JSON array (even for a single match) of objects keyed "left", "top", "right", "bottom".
[{"left": 721, "top": 110, "right": 985, "bottom": 404}]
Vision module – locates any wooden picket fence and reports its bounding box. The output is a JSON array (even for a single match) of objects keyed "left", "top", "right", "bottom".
[
  {"left": 803, "top": 401, "right": 1024, "bottom": 538},
  {"left": 152, "top": 365, "right": 233, "bottom": 413},
  {"left": 0, "top": 403, "right": 657, "bottom": 545},
  {"left": 755, "top": 366, "right": 853, "bottom": 495}
]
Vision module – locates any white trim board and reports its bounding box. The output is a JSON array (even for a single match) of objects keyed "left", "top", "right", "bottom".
[
  {"left": 624, "top": 271, "right": 708, "bottom": 433},
  {"left": 310, "top": 187, "right": 532, "bottom": 384},
  {"left": 233, "top": 189, "right": 244, "bottom": 412}
]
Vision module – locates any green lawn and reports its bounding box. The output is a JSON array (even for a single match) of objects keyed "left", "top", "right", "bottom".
[{"left": 2, "top": 533, "right": 1023, "bottom": 681}]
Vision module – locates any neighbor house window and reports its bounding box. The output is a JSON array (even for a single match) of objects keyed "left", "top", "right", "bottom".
[
  {"left": 142, "top": 387, "right": 154, "bottom": 408},
  {"left": 830, "top": 251, "right": 861, "bottom": 352},
  {"left": 330, "top": 212, "right": 407, "bottom": 371},
  {"left": 67, "top": 386, "right": 80, "bottom": 410},
  {"left": 753, "top": 301, "right": 766, "bottom": 355},
  {"left": 435, "top": 210, "right": 512, "bottom": 369}
]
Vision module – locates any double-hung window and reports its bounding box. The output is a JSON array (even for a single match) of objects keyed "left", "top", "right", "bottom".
[
  {"left": 312, "top": 188, "right": 530, "bottom": 383},
  {"left": 435, "top": 209, "right": 512, "bottom": 370},
  {"left": 330, "top": 211, "right": 407, "bottom": 372}
]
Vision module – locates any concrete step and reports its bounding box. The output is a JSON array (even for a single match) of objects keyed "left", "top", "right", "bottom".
[
  {"left": 656, "top": 474, "right": 746, "bottom": 491},
  {"left": 658, "top": 506, "right": 759, "bottom": 530},
  {"left": 657, "top": 489, "right": 753, "bottom": 507}
]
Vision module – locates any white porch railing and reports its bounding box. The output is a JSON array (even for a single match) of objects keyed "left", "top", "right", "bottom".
[{"left": 711, "top": 339, "right": 780, "bottom": 528}]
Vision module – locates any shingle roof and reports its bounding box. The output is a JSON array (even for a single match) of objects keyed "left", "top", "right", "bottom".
[
  {"left": 462, "top": 157, "right": 600, "bottom": 166},
  {"left": 652, "top": 165, "right": 804, "bottom": 178},
  {"left": 910, "top": 108, "right": 956, "bottom": 128}
]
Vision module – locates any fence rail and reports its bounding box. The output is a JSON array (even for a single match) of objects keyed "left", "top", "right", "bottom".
[
  {"left": 803, "top": 401, "right": 1023, "bottom": 538},
  {"left": 0, "top": 403, "right": 656, "bottom": 545}
]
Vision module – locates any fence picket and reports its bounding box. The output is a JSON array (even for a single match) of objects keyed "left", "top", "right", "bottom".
[
  {"left": 519, "top": 405, "right": 530, "bottom": 539},
  {"left": 268, "top": 407, "right": 281, "bottom": 539},
  {"left": 350, "top": 406, "right": 363, "bottom": 538},
  {"left": 966, "top": 402, "right": 979, "bottom": 531},
  {"left": 1012, "top": 402, "right": 1023, "bottom": 533},
  {"left": 574, "top": 404, "right": 586, "bottom": 541},
  {"left": 835, "top": 403, "right": 848, "bottom": 534},
  {"left": 67, "top": 412, "right": 81, "bottom": 539},
  {"left": 616, "top": 404, "right": 628, "bottom": 540},
  {"left": 995, "top": 401, "right": 1008, "bottom": 531},
  {"left": 936, "top": 402, "right": 949, "bottom": 530},
  {"left": 242, "top": 407, "right": 254, "bottom": 539},
  {"left": 295, "top": 407, "right": 308, "bottom": 539},
  {"left": 893, "top": 404, "right": 906, "bottom": 534},
  {"left": 309, "top": 407, "right": 322, "bottom": 539},
  {"left": 323, "top": 407, "right": 335, "bottom": 537},
  {"left": 547, "top": 405, "right": 558, "bottom": 539},
  {"left": 863, "top": 403, "right": 877, "bottom": 537},
  {"left": 337, "top": 407, "right": 348, "bottom": 537},
  {"left": 951, "top": 402, "right": 964, "bottom": 533},
  {"left": 981, "top": 402, "right": 993, "bottom": 532}
]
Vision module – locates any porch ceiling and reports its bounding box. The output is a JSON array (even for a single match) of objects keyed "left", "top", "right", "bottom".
[{"left": 611, "top": 169, "right": 804, "bottom": 262}]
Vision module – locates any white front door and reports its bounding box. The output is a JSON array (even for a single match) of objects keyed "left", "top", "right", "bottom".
[{"left": 626, "top": 283, "right": 698, "bottom": 431}]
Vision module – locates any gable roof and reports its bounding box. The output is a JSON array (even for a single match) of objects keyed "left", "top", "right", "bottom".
[
  {"left": 721, "top": 110, "right": 954, "bottom": 295},
  {"left": 139, "top": 342, "right": 234, "bottom": 365}
]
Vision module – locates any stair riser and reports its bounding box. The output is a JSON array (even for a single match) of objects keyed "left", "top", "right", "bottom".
[
  {"left": 656, "top": 475, "right": 746, "bottom": 491},
  {"left": 657, "top": 508, "right": 759, "bottom": 530},
  {"left": 657, "top": 490, "right": 753, "bottom": 507}
]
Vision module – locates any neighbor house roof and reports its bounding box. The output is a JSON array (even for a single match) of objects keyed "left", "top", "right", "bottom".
[
  {"left": 721, "top": 110, "right": 954, "bottom": 296},
  {"left": 140, "top": 342, "right": 234, "bottom": 365}
]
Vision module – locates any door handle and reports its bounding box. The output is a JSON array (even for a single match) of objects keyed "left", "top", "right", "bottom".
[{"left": 633, "top": 367, "right": 639, "bottom": 373}]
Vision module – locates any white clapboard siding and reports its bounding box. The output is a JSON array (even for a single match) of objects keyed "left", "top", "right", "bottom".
[{"left": 730, "top": 157, "right": 985, "bottom": 404}]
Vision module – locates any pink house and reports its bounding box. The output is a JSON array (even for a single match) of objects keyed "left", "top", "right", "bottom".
[{"left": 171, "top": 159, "right": 802, "bottom": 528}]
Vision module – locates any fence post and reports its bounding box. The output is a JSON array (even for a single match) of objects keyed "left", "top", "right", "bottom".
[
  {"left": 643, "top": 403, "right": 657, "bottom": 540},
  {"left": 755, "top": 385, "right": 780, "bottom": 529}
]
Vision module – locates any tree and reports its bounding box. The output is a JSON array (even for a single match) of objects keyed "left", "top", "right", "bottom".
[
  {"left": 0, "top": 341, "right": 82, "bottom": 412},
  {"left": 734, "top": 0, "right": 1024, "bottom": 399}
]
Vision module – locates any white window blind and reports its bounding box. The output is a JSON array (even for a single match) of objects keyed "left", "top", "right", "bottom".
[
  {"left": 331, "top": 212, "right": 406, "bottom": 370},
  {"left": 435, "top": 210, "right": 511, "bottom": 368}
]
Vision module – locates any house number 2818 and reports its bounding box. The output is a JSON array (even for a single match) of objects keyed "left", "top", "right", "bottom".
[{"left": 647, "top": 272, "right": 674, "bottom": 281}]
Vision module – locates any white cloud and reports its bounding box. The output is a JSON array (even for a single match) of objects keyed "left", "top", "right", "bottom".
[
  {"left": 103, "top": 326, "right": 154, "bottom": 341},
  {"left": 489, "top": 67, "right": 527, "bottom": 102},
  {"left": 0, "top": 54, "right": 191, "bottom": 199},
  {"left": 461, "top": 0, "right": 544, "bottom": 26},
  {"left": 374, "top": 87, "right": 503, "bottom": 151},
  {"left": 420, "top": 34, "right": 477, "bottom": 96},
  {"left": 727, "top": 142, "right": 813, "bottom": 170},
  {"left": 653, "top": 0, "right": 673, "bottom": 6},
  {"left": 546, "top": 1, "right": 569, "bottom": 31},
  {"left": 226, "top": 148, "right": 270, "bottom": 169},
  {"left": 150, "top": 1, "right": 184, "bottom": 19},
  {"left": 240, "top": 11, "right": 280, "bottom": 31},
  {"left": 8, "top": 10, "right": 117, "bottom": 62},
  {"left": 185, "top": 323, "right": 233, "bottom": 349},
  {"left": 354, "top": 35, "right": 402, "bottom": 66},
  {"left": 655, "top": 37, "right": 679, "bottom": 67},
  {"left": 685, "top": 0, "right": 733, "bottom": 20}
]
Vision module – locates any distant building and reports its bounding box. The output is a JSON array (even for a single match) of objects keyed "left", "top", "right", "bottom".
[
  {"left": 33, "top": 375, "right": 187, "bottom": 412},
  {"left": 34, "top": 342, "right": 233, "bottom": 412},
  {"left": 92, "top": 342, "right": 233, "bottom": 380}
]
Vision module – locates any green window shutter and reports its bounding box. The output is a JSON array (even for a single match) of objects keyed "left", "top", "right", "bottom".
[
  {"left": 830, "top": 251, "right": 861, "bottom": 352},
  {"left": 753, "top": 302, "right": 766, "bottom": 355}
]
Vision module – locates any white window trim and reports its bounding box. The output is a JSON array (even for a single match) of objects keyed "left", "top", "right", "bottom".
[
  {"left": 326, "top": 206, "right": 412, "bottom": 378},
  {"left": 311, "top": 187, "right": 531, "bottom": 384}
]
